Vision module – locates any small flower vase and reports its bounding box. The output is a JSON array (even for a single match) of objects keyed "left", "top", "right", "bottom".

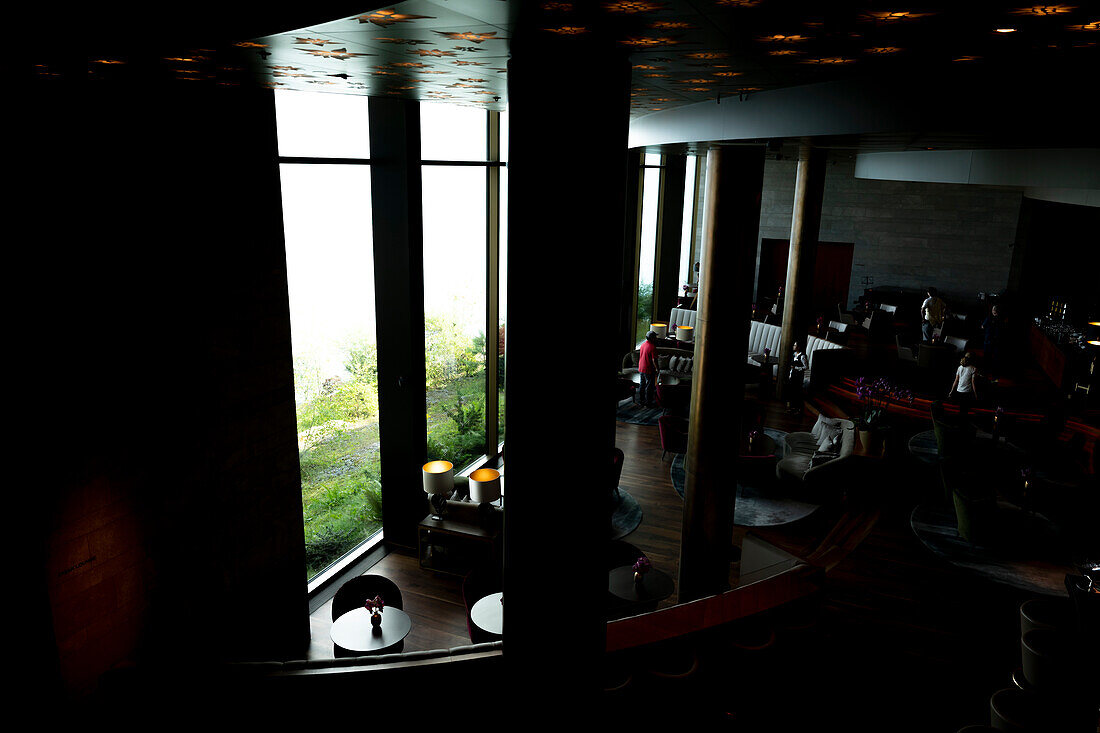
[
  {"left": 370, "top": 612, "right": 382, "bottom": 634},
  {"left": 748, "top": 433, "right": 758, "bottom": 453},
  {"left": 634, "top": 571, "right": 645, "bottom": 586}
]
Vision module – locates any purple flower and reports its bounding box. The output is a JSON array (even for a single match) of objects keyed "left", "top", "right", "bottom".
[
  {"left": 1020, "top": 466, "right": 1032, "bottom": 480},
  {"left": 364, "top": 595, "right": 385, "bottom": 613},
  {"left": 633, "top": 557, "right": 651, "bottom": 574},
  {"left": 996, "top": 406, "right": 1005, "bottom": 416},
  {"left": 763, "top": 347, "right": 770, "bottom": 356}
]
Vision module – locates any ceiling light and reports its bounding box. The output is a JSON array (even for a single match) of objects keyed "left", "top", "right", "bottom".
[{"left": 995, "top": 27, "right": 1018, "bottom": 33}]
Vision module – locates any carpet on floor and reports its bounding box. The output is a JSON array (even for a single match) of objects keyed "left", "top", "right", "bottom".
[
  {"left": 669, "top": 430, "right": 821, "bottom": 528},
  {"left": 616, "top": 397, "right": 663, "bottom": 426},
  {"left": 909, "top": 502, "right": 1077, "bottom": 596}
]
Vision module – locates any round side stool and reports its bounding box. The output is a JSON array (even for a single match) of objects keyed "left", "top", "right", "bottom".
[
  {"left": 1019, "top": 598, "right": 1071, "bottom": 637},
  {"left": 1021, "top": 628, "right": 1076, "bottom": 693},
  {"left": 989, "top": 688, "right": 1050, "bottom": 732}
]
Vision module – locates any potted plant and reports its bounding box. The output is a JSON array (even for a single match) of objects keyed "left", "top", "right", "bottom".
[
  {"left": 364, "top": 595, "right": 385, "bottom": 633},
  {"left": 854, "top": 376, "right": 914, "bottom": 453}
]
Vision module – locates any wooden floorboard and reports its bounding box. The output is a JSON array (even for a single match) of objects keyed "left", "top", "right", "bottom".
[{"left": 305, "top": 381, "right": 1080, "bottom": 730}]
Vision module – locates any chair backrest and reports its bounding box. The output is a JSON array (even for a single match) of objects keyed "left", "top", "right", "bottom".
[
  {"left": 607, "top": 540, "right": 647, "bottom": 571},
  {"left": 880, "top": 303, "right": 897, "bottom": 314},
  {"left": 944, "top": 336, "right": 968, "bottom": 352},
  {"left": 668, "top": 308, "right": 697, "bottom": 330},
  {"left": 747, "top": 320, "right": 782, "bottom": 356},
  {"left": 331, "top": 574, "right": 404, "bottom": 622},
  {"left": 608, "top": 447, "right": 625, "bottom": 489},
  {"left": 805, "top": 334, "right": 846, "bottom": 371},
  {"left": 895, "top": 335, "right": 916, "bottom": 361},
  {"left": 828, "top": 320, "right": 848, "bottom": 333}
]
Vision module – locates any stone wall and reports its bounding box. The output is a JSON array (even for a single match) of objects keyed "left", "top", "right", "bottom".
[{"left": 755, "top": 153, "right": 1023, "bottom": 311}]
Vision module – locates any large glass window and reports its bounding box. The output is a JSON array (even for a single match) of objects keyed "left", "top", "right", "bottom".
[
  {"left": 422, "top": 164, "right": 488, "bottom": 470},
  {"left": 635, "top": 153, "right": 663, "bottom": 344},
  {"left": 275, "top": 90, "right": 381, "bottom": 583},
  {"left": 420, "top": 103, "right": 505, "bottom": 472},
  {"left": 678, "top": 155, "right": 698, "bottom": 291}
]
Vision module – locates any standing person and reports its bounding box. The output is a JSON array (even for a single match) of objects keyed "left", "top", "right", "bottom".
[
  {"left": 637, "top": 330, "right": 661, "bottom": 408},
  {"left": 982, "top": 303, "right": 1005, "bottom": 377},
  {"left": 786, "top": 341, "right": 809, "bottom": 414},
  {"left": 948, "top": 352, "right": 979, "bottom": 419},
  {"left": 921, "top": 287, "right": 948, "bottom": 342}
]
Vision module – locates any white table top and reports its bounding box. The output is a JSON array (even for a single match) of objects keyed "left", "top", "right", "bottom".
[
  {"left": 330, "top": 607, "right": 412, "bottom": 654},
  {"left": 470, "top": 592, "right": 503, "bottom": 635}
]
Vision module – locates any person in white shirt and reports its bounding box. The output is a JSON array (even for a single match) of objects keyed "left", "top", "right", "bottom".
[
  {"left": 921, "top": 286, "right": 947, "bottom": 342},
  {"left": 948, "top": 352, "right": 979, "bottom": 418}
]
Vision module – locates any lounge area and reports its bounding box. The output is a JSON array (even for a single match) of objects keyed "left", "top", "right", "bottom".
[{"left": 23, "top": 2, "right": 1100, "bottom": 730}]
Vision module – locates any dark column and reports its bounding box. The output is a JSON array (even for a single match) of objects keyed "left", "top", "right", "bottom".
[
  {"left": 619, "top": 149, "right": 643, "bottom": 356},
  {"left": 653, "top": 153, "right": 688, "bottom": 322},
  {"left": 504, "top": 18, "right": 631, "bottom": 710},
  {"left": 776, "top": 142, "right": 826, "bottom": 401},
  {"left": 369, "top": 97, "right": 429, "bottom": 550},
  {"left": 679, "top": 146, "right": 766, "bottom": 602}
]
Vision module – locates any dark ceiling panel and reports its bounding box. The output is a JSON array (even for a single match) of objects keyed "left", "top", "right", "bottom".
[{"left": 238, "top": 1, "right": 1098, "bottom": 118}]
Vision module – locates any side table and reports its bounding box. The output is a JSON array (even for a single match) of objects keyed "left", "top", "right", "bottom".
[
  {"left": 330, "top": 607, "right": 412, "bottom": 655},
  {"left": 418, "top": 512, "right": 500, "bottom": 577}
]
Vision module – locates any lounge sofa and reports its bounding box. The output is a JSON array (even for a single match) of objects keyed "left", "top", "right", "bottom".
[
  {"left": 621, "top": 346, "right": 697, "bottom": 381},
  {"left": 746, "top": 320, "right": 850, "bottom": 387},
  {"left": 775, "top": 415, "right": 856, "bottom": 488}
]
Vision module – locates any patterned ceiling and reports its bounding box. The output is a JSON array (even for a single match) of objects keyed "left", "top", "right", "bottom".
[{"left": 238, "top": 1, "right": 1099, "bottom": 117}]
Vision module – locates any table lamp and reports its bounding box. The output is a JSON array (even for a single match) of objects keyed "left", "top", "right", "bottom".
[
  {"left": 651, "top": 322, "right": 667, "bottom": 338},
  {"left": 469, "top": 467, "right": 502, "bottom": 529},
  {"left": 676, "top": 325, "right": 694, "bottom": 342},
  {"left": 423, "top": 460, "right": 454, "bottom": 520}
]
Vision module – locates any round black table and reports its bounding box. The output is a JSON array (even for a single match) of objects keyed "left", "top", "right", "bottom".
[
  {"left": 330, "top": 607, "right": 412, "bottom": 655},
  {"left": 908, "top": 429, "right": 939, "bottom": 465},
  {"left": 631, "top": 373, "right": 680, "bottom": 386},
  {"left": 608, "top": 566, "right": 675, "bottom": 604}
]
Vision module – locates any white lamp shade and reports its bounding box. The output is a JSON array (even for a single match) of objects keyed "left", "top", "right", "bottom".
[
  {"left": 676, "top": 325, "right": 694, "bottom": 341},
  {"left": 468, "top": 468, "right": 501, "bottom": 503},
  {"left": 422, "top": 460, "right": 454, "bottom": 494},
  {"left": 651, "top": 323, "right": 667, "bottom": 338}
]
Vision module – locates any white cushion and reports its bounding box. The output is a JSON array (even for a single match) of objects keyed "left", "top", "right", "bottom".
[
  {"left": 817, "top": 424, "right": 842, "bottom": 452},
  {"left": 810, "top": 414, "right": 843, "bottom": 441},
  {"left": 669, "top": 356, "right": 680, "bottom": 372},
  {"left": 682, "top": 357, "right": 692, "bottom": 373}
]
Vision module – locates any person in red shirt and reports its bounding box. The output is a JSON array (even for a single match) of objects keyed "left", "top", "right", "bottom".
[{"left": 638, "top": 331, "right": 660, "bottom": 407}]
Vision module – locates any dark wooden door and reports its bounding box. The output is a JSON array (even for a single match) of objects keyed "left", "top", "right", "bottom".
[{"left": 758, "top": 239, "right": 854, "bottom": 317}]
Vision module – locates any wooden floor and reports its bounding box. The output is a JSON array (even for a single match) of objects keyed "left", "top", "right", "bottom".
[{"left": 308, "top": 387, "right": 1065, "bottom": 730}]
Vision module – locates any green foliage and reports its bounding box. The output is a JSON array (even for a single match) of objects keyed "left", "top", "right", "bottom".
[
  {"left": 426, "top": 431, "right": 485, "bottom": 473},
  {"left": 447, "top": 393, "right": 484, "bottom": 435},
  {"left": 303, "top": 470, "right": 382, "bottom": 578},
  {"left": 344, "top": 339, "right": 379, "bottom": 385},
  {"left": 426, "top": 313, "right": 485, "bottom": 390},
  {"left": 637, "top": 281, "right": 654, "bottom": 322}
]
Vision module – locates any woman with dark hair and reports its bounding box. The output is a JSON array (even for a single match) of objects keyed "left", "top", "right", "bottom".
[{"left": 948, "top": 351, "right": 979, "bottom": 418}]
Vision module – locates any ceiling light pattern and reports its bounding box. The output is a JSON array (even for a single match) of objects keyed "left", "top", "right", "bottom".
[
  {"left": 604, "top": 1, "right": 668, "bottom": 13},
  {"left": 237, "top": 0, "right": 1099, "bottom": 117},
  {"left": 357, "top": 10, "right": 436, "bottom": 27},
  {"left": 859, "top": 11, "right": 936, "bottom": 23},
  {"left": 1011, "top": 5, "right": 1077, "bottom": 15}
]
